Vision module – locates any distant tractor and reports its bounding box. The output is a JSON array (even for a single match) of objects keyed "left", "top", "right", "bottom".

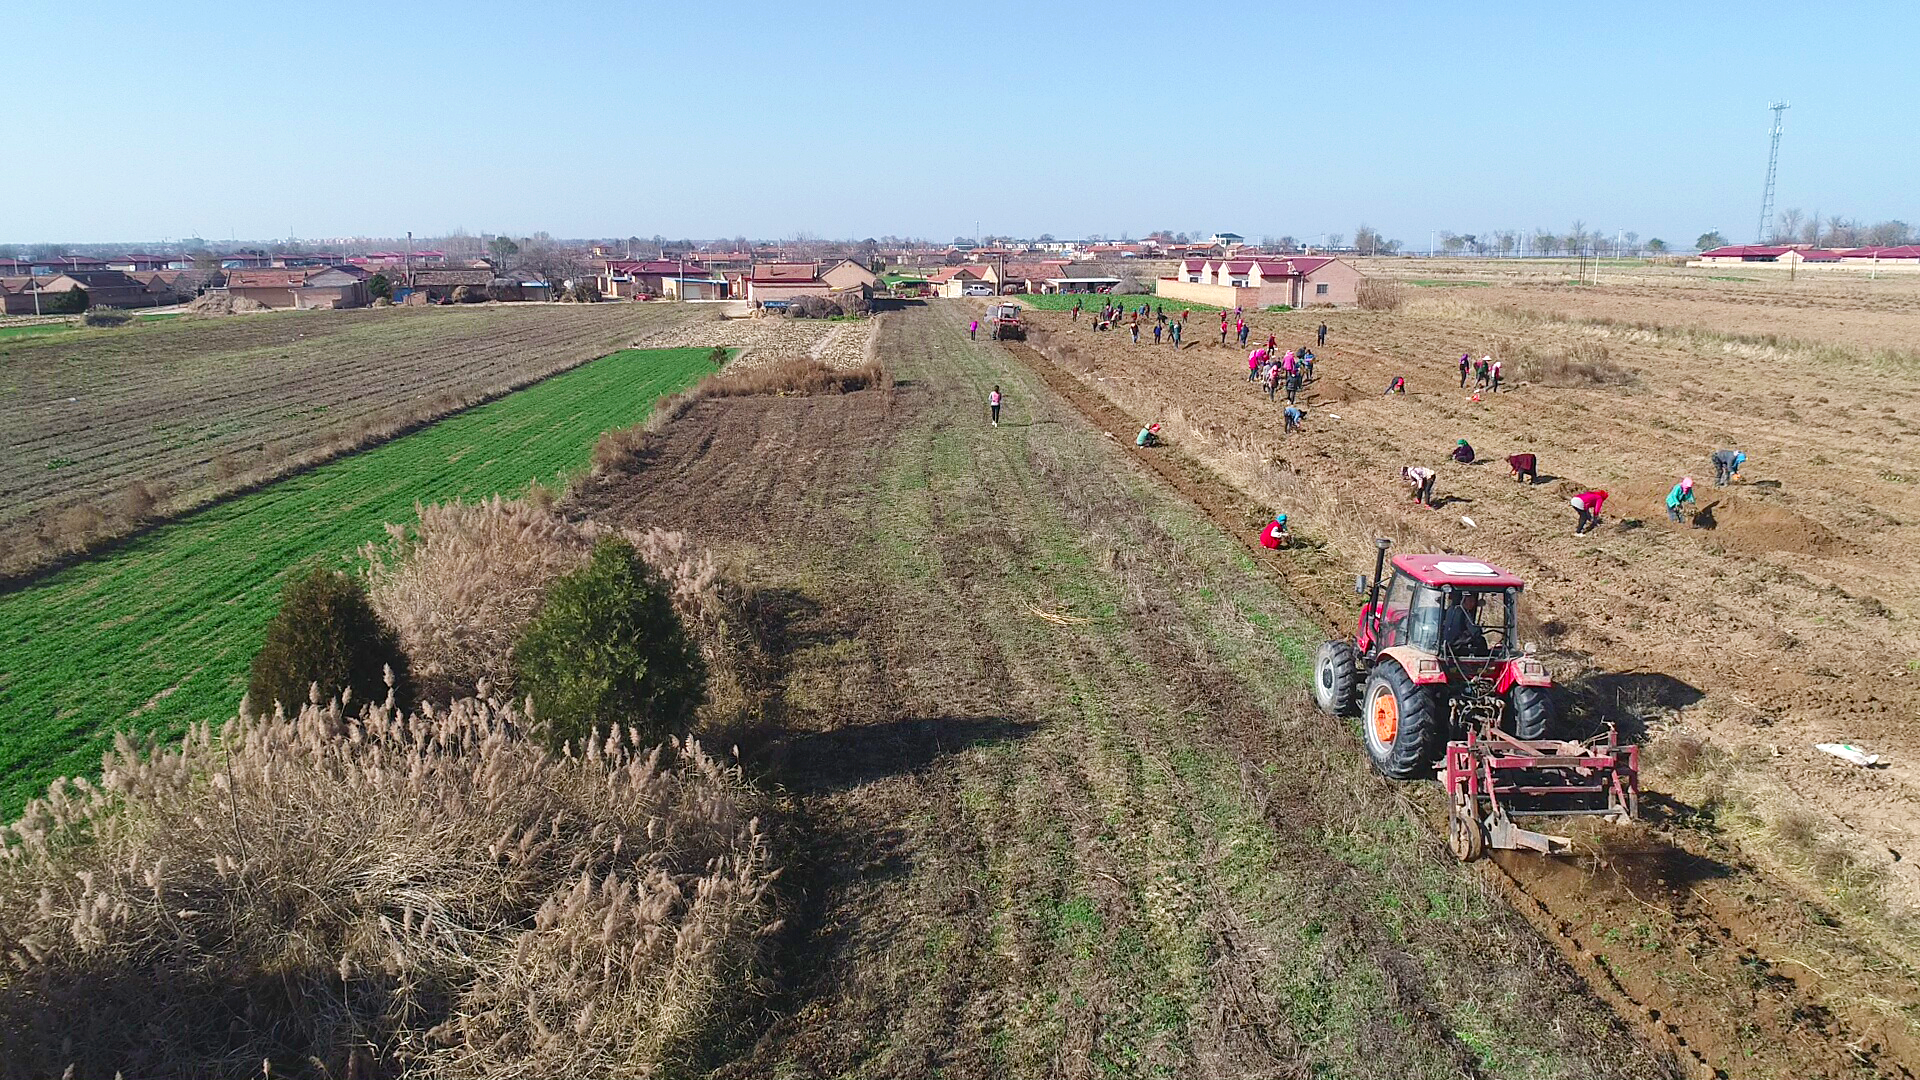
[
  {"left": 987, "top": 303, "right": 1026, "bottom": 341},
  {"left": 1313, "top": 539, "right": 1639, "bottom": 859}
]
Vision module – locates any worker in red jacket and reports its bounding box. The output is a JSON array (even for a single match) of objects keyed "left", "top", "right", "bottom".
[
  {"left": 1569, "top": 490, "right": 1607, "bottom": 535},
  {"left": 1258, "top": 512, "right": 1291, "bottom": 549}
]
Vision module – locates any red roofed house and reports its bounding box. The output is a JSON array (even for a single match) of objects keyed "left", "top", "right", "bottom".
[
  {"left": 1157, "top": 256, "right": 1363, "bottom": 308},
  {"left": 1838, "top": 246, "right": 1920, "bottom": 263},
  {"left": 226, "top": 267, "right": 369, "bottom": 309},
  {"left": 106, "top": 254, "right": 174, "bottom": 272},
  {"left": 598, "top": 259, "right": 723, "bottom": 298},
  {"left": 927, "top": 265, "right": 995, "bottom": 298}
]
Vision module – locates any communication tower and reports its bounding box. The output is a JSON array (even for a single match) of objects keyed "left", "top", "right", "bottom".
[{"left": 1755, "top": 102, "right": 1789, "bottom": 243}]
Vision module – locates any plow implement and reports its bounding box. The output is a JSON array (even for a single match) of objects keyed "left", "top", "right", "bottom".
[{"left": 1442, "top": 723, "right": 1640, "bottom": 860}]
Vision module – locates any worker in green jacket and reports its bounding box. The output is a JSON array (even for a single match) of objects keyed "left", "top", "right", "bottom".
[{"left": 1666, "top": 477, "right": 1697, "bottom": 522}]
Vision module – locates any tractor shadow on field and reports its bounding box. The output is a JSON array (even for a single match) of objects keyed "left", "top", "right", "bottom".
[{"left": 1555, "top": 669, "right": 1706, "bottom": 744}]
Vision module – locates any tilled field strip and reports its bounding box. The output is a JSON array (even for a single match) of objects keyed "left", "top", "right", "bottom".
[
  {"left": 2, "top": 303, "right": 714, "bottom": 532},
  {"left": 1006, "top": 322, "right": 1920, "bottom": 1079},
  {"left": 0, "top": 347, "right": 712, "bottom": 816},
  {"left": 573, "top": 303, "right": 1671, "bottom": 1078}
]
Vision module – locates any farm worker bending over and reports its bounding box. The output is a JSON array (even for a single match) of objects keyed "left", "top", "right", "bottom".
[
  {"left": 1666, "top": 477, "right": 1697, "bottom": 522},
  {"left": 1452, "top": 439, "right": 1476, "bottom": 464},
  {"left": 1489, "top": 360, "right": 1504, "bottom": 392},
  {"left": 1402, "top": 466, "right": 1437, "bottom": 506},
  {"left": 1248, "top": 346, "right": 1269, "bottom": 380},
  {"left": 1384, "top": 375, "right": 1406, "bottom": 394},
  {"left": 1136, "top": 422, "right": 1161, "bottom": 447},
  {"left": 1283, "top": 404, "right": 1306, "bottom": 433},
  {"left": 1506, "top": 452, "right": 1537, "bottom": 484},
  {"left": 988, "top": 385, "right": 1002, "bottom": 426},
  {"left": 1712, "top": 449, "right": 1747, "bottom": 486},
  {"left": 1570, "top": 490, "right": 1608, "bottom": 535},
  {"left": 1259, "top": 513, "right": 1291, "bottom": 549}
]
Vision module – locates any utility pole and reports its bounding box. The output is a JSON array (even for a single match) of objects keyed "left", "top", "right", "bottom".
[{"left": 1755, "top": 101, "right": 1789, "bottom": 243}]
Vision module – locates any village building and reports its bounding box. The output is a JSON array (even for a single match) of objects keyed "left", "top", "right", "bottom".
[
  {"left": 1038, "top": 275, "right": 1124, "bottom": 295},
  {"left": 226, "top": 268, "right": 370, "bottom": 309},
  {"left": 1156, "top": 256, "right": 1364, "bottom": 307},
  {"left": 406, "top": 268, "right": 494, "bottom": 302},
  {"left": 927, "top": 265, "right": 995, "bottom": 298},
  {"left": 33, "top": 270, "right": 166, "bottom": 309}
]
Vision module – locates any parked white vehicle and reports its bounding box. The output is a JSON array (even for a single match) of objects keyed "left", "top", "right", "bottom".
[{"left": 963, "top": 283, "right": 994, "bottom": 296}]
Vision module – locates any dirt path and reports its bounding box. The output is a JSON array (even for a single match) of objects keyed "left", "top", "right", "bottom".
[
  {"left": 1009, "top": 308, "right": 1920, "bottom": 1079},
  {"left": 573, "top": 302, "right": 1676, "bottom": 1078}
]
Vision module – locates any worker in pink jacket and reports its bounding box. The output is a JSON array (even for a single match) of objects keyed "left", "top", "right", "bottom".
[{"left": 1570, "top": 490, "right": 1608, "bottom": 535}]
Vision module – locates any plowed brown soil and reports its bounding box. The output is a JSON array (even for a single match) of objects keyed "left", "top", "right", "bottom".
[
  {"left": 1012, "top": 284, "right": 1920, "bottom": 1075},
  {"left": 567, "top": 303, "right": 1677, "bottom": 1078}
]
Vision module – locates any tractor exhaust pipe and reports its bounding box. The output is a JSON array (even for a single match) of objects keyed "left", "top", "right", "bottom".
[{"left": 1365, "top": 537, "right": 1391, "bottom": 640}]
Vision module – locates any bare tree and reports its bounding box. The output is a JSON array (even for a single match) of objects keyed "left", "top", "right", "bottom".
[
  {"left": 1566, "top": 220, "right": 1589, "bottom": 254},
  {"left": 1799, "top": 212, "right": 1822, "bottom": 246},
  {"left": 1530, "top": 229, "right": 1559, "bottom": 256},
  {"left": 1773, "top": 208, "right": 1803, "bottom": 244},
  {"left": 1622, "top": 231, "right": 1640, "bottom": 257},
  {"left": 1494, "top": 230, "right": 1518, "bottom": 256},
  {"left": 1866, "top": 220, "right": 1914, "bottom": 246}
]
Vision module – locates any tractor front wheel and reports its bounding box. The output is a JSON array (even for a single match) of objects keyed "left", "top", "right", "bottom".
[
  {"left": 1511, "top": 684, "right": 1555, "bottom": 741},
  {"left": 1362, "top": 662, "right": 1443, "bottom": 780},
  {"left": 1312, "top": 641, "right": 1359, "bottom": 716}
]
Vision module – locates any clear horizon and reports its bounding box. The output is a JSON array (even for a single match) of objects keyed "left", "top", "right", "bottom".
[{"left": 9, "top": 1, "right": 1915, "bottom": 248}]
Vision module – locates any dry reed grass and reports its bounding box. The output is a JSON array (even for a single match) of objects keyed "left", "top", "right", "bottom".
[
  {"left": 1356, "top": 278, "right": 1405, "bottom": 311},
  {"left": 1509, "top": 340, "right": 1638, "bottom": 387},
  {"left": 363, "top": 497, "right": 717, "bottom": 705},
  {"left": 0, "top": 692, "right": 778, "bottom": 1079}
]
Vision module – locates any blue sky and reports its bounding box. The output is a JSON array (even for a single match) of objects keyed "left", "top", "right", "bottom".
[{"left": 8, "top": 1, "right": 1915, "bottom": 245}]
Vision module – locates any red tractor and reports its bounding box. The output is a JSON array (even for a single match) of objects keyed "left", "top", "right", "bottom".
[{"left": 1313, "top": 539, "right": 1639, "bottom": 859}]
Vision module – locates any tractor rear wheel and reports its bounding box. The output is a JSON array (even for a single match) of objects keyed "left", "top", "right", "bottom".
[
  {"left": 1362, "top": 662, "right": 1443, "bottom": 780},
  {"left": 1312, "top": 641, "right": 1359, "bottom": 716},
  {"left": 1511, "top": 684, "right": 1555, "bottom": 740}
]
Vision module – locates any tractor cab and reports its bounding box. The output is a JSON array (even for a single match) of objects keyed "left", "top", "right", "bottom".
[{"left": 1357, "top": 555, "right": 1528, "bottom": 677}]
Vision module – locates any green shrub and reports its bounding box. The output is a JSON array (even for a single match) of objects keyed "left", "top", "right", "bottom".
[
  {"left": 246, "top": 564, "right": 410, "bottom": 715},
  {"left": 367, "top": 272, "right": 392, "bottom": 300},
  {"left": 514, "top": 538, "right": 705, "bottom": 751}
]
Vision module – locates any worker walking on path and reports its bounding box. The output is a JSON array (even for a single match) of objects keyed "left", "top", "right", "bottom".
[
  {"left": 1317, "top": 323, "right": 1327, "bottom": 346},
  {"left": 1459, "top": 353, "right": 1471, "bottom": 388},
  {"left": 1285, "top": 367, "right": 1304, "bottom": 403},
  {"left": 1666, "top": 477, "right": 1697, "bottom": 522},
  {"left": 988, "top": 385, "right": 1002, "bottom": 426},
  {"left": 1712, "top": 448, "right": 1747, "bottom": 486},
  {"left": 969, "top": 318, "right": 979, "bottom": 340},
  {"left": 1570, "top": 490, "right": 1608, "bottom": 534},
  {"left": 1506, "top": 452, "right": 1537, "bottom": 484},
  {"left": 1402, "top": 466, "right": 1437, "bottom": 507}
]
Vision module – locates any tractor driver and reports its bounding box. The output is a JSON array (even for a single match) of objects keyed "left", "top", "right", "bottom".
[{"left": 1441, "top": 592, "right": 1490, "bottom": 656}]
